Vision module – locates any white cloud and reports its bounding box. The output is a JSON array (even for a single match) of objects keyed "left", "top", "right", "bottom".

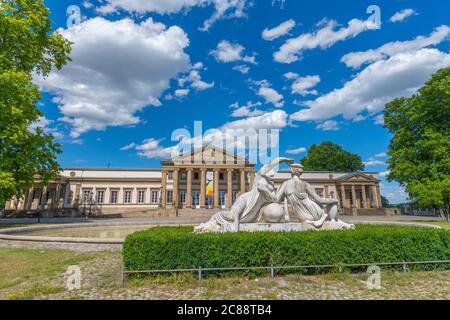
[
  {"left": 374, "top": 114, "right": 384, "bottom": 126},
  {"left": 364, "top": 159, "right": 385, "bottom": 167},
  {"left": 380, "top": 182, "right": 408, "bottom": 204},
  {"left": 379, "top": 170, "right": 390, "bottom": 177},
  {"left": 285, "top": 73, "right": 321, "bottom": 96},
  {"left": 285, "top": 147, "right": 307, "bottom": 155},
  {"left": 29, "top": 116, "right": 64, "bottom": 139},
  {"left": 262, "top": 19, "right": 296, "bottom": 41},
  {"left": 274, "top": 18, "right": 374, "bottom": 63},
  {"left": 232, "top": 64, "right": 250, "bottom": 74},
  {"left": 120, "top": 142, "right": 136, "bottom": 151},
  {"left": 375, "top": 152, "right": 387, "bottom": 158},
  {"left": 175, "top": 89, "right": 190, "bottom": 97},
  {"left": 229, "top": 101, "right": 264, "bottom": 117},
  {"left": 290, "top": 48, "right": 450, "bottom": 122},
  {"left": 341, "top": 25, "right": 450, "bottom": 68},
  {"left": 315, "top": 120, "right": 339, "bottom": 131},
  {"left": 97, "top": 0, "right": 248, "bottom": 32},
  {"left": 257, "top": 84, "right": 284, "bottom": 107},
  {"left": 178, "top": 63, "right": 215, "bottom": 90},
  {"left": 210, "top": 40, "right": 256, "bottom": 64},
  {"left": 390, "top": 8, "right": 417, "bottom": 23},
  {"left": 125, "top": 110, "right": 288, "bottom": 159},
  {"left": 35, "top": 17, "right": 190, "bottom": 138}
]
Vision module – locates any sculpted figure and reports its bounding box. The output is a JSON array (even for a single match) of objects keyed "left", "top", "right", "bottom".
[
  {"left": 194, "top": 157, "right": 293, "bottom": 233},
  {"left": 275, "top": 163, "right": 355, "bottom": 229}
]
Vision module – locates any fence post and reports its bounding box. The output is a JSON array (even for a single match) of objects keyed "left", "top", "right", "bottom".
[
  {"left": 270, "top": 265, "right": 275, "bottom": 278},
  {"left": 198, "top": 266, "right": 202, "bottom": 280},
  {"left": 402, "top": 261, "right": 407, "bottom": 272},
  {"left": 120, "top": 271, "right": 125, "bottom": 286}
]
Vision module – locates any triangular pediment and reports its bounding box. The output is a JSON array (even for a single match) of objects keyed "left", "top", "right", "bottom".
[
  {"left": 336, "top": 172, "right": 378, "bottom": 182},
  {"left": 171, "top": 144, "right": 249, "bottom": 165}
]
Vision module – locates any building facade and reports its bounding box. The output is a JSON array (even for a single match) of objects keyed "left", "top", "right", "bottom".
[{"left": 5, "top": 146, "right": 383, "bottom": 214}]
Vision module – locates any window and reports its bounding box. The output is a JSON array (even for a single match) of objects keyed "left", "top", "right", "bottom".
[
  {"left": 68, "top": 191, "right": 74, "bottom": 204},
  {"left": 96, "top": 190, "right": 105, "bottom": 204},
  {"left": 151, "top": 191, "right": 159, "bottom": 204},
  {"left": 232, "top": 191, "right": 238, "bottom": 204},
  {"left": 124, "top": 190, "right": 132, "bottom": 204},
  {"left": 233, "top": 172, "right": 238, "bottom": 181},
  {"left": 83, "top": 190, "right": 92, "bottom": 203},
  {"left": 219, "top": 172, "right": 225, "bottom": 181},
  {"left": 180, "top": 191, "right": 186, "bottom": 204},
  {"left": 219, "top": 191, "right": 226, "bottom": 206},
  {"left": 180, "top": 172, "right": 187, "bottom": 180},
  {"left": 137, "top": 190, "right": 145, "bottom": 204},
  {"left": 167, "top": 190, "right": 173, "bottom": 204},
  {"left": 110, "top": 191, "right": 118, "bottom": 204},
  {"left": 194, "top": 172, "right": 199, "bottom": 180},
  {"left": 167, "top": 171, "right": 173, "bottom": 180}
]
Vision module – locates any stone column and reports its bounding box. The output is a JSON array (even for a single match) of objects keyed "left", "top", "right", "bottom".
[
  {"left": 161, "top": 171, "right": 167, "bottom": 208},
  {"left": 249, "top": 170, "right": 255, "bottom": 189},
  {"left": 74, "top": 184, "right": 81, "bottom": 207},
  {"left": 240, "top": 170, "right": 246, "bottom": 195},
  {"left": 214, "top": 169, "right": 220, "bottom": 208},
  {"left": 227, "top": 169, "right": 233, "bottom": 208},
  {"left": 371, "top": 185, "right": 378, "bottom": 208},
  {"left": 200, "top": 169, "right": 206, "bottom": 209},
  {"left": 377, "top": 186, "right": 382, "bottom": 208},
  {"left": 26, "top": 187, "right": 34, "bottom": 210},
  {"left": 186, "top": 169, "right": 192, "bottom": 208},
  {"left": 55, "top": 183, "right": 62, "bottom": 209},
  {"left": 351, "top": 185, "right": 358, "bottom": 208},
  {"left": 324, "top": 185, "right": 329, "bottom": 198},
  {"left": 173, "top": 169, "right": 179, "bottom": 209},
  {"left": 340, "top": 185, "right": 346, "bottom": 208},
  {"left": 361, "top": 185, "right": 368, "bottom": 208}
]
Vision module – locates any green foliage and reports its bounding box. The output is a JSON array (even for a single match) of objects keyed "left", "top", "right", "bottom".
[
  {"left": 300, "top": 141, "right": 365, "bottom": 172},
  {"left": 384, "top": 68, "right": 450, "bottom": 218},
  {"left": 0, "top": 0, "right": 72, "bottom": 205},
  {"left": 123, "top": 226, "right": 450, "bottom": 276},
  {"left": 381, "top": 196, "right": 390, "bottom": 208}
]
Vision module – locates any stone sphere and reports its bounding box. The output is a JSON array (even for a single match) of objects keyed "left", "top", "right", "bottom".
[{"left": 262, "top": 203, "right": 286, "bottom": 223}]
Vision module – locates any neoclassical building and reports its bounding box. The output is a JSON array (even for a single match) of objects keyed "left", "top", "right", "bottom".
[{"left": 5, "top": 146, "right": 383, "bottom": 215}]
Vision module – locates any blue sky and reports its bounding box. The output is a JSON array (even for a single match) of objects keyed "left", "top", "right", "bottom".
[{"left": 36, "top": 0, "right": 450, "bottom": 203}]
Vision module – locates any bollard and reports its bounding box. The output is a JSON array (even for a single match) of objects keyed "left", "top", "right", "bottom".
[
  {"left": 198, "top": 266, "right": 202, "bottom": 280},
  {"left": 270, "top": 266, "right": 275, "bottom": 278},
  {"left": 402, "top": 261, "right": 407, "bottom": 272}
]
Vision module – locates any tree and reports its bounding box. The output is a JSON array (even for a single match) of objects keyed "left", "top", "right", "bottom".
[
  {"left": 300, "top": 141, "right": 365, "bottom": 172},
  {"left": 0, "top": 0, "right": 72, "bottom": 206},
  {"left": 381, "top": 196, "right": 390, "bottom": 208},
  {"left": 384, "top": 67, "right": 450, "bottom": 220}
]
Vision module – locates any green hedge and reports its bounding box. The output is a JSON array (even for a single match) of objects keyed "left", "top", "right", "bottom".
[{"left": 123, "top": 225, "right": 450, "bottom": 275}]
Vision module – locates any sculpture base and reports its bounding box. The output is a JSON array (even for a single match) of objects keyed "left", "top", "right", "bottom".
[{"left": 239, "top": 221, "right": 355, "bottom": 232}]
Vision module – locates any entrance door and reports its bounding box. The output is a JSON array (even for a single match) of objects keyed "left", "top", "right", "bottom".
[
  {"left": 192, "top": 191, "right": 200, "bottom": 209},
  {"left": 206, "top": 196, "right": 213, "bottom": 209}
]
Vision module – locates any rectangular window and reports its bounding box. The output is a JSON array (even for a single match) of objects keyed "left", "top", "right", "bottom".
[
  {"left": 96, "top": 190, "right": 105, "bottom": 204},
  {"left": 167, "top": 190, "right": 173, "bottom": 204},
  {"left": 233, "top": 173, "right": 238, "bottom": 181},
  {"left": 124, "top": 191, "right": 132, "bottom": 204},
  {"left": 138, "top": 190, "right": 145, "bottom": 204},
  {"left": 194, "top": 172, "right": 199, "bottom": 180},
  {"left": 83, "top": 190, "right": 92, "bottom": 203},
  {"left": 167, "top": 171, "right": 173, "bottom": 180},
  {"left": 151, "top": 191, "right": 159, "bottom": 204},
  {"left": 232, "top": 191, "right": 238, "bottom": 204},
  {"left": 219, "top": 191, "right": 226, "bottom": 206},
  {"left": 110, "top": 191, "right": 118, "bottom": 204},
  {"left": 68, "top": 191, "right": 74, "bottom": 204},
  {"left": 180, "top": 191, "right": 186, "bottom": 204},
  {"left": 180, "top": 172, "right": 187, "bottom": 180}
]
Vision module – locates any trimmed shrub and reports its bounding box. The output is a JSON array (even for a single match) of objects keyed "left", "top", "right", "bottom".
[{"left": 123, "top": 225, "right": 450, "bottom": 275}]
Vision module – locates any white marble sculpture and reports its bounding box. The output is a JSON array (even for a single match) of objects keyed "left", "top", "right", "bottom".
[{"left": 194, "top": 158, "right": 355, "bottom": 233}]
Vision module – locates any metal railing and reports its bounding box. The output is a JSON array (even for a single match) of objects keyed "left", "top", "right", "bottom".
[{"left": 120, "top": 259, "right": 450, "bottom": 285}]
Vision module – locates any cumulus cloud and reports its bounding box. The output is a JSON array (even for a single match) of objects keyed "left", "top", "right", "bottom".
[
  {"left": 284, "top": 72, "right": 321, "bottom": 96},
  {"left": 364, "top": 158, "right": 385, "bottom": 167},
  {"left": 341, "top": 25, "right": 450, "bottom": 68},
  {"left": 262, "top": 19, "right": 296, "bottom": 41},
  {"left": 274, "top": 18, "right": 374, "bottom": 63},
  {"left": 285, "top": 147, "right": 307, "bottom": 155},
  {"left": 35, "top": 17, "right": 191, "bottom": 138},
  {"left": 124, "top": 110, "right": 288, "bottom": 159},
  {"left": 390, "top": 8, "right": 417, "bottom": 23},
  {"left": 290, "top": 48, "right": 450, "bottom": 122},
  {"left": 229, "top": 101, "right": 264, "bottom": 117},
  {"left": 250, "top": 80, "right": 284, "bottom": 107},
  {"left": 96, "top": 0, "right": 248, "bottom": 31},
  {"left": 210, "top": 40, "right": 256, "bottom": 64},
  {"left": 29, "top": 116, "right": 64, "bottom": 139},
  {"left": 178, "top": 62, "right": 215, "bottom": 90},
  {"left": 315, "top": 120, "right": 339, "bottom": 131},
  {"left": 232, "top": 64, "right": 250, "bottom": 74},
  {"left": 175, "top": 89, "right": 190, "bottom": 97}
]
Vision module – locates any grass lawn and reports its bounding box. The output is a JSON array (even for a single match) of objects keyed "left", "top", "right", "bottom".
[{"left": 0, "top": 248, "right": 97, "bottom": 299}]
